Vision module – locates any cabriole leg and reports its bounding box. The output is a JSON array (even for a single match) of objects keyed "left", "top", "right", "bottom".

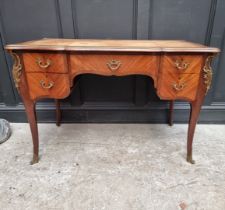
[
  {"left": 168, "top": 100, "right": 174, "bottom": 126},
  {"left": 55, "top": 99, "right": 61, "bottom": 126},
  {"left": 24, "top": 100, "right": 39, "bottom": 164},
  {"left": 10, "top": 52, "right": 39, "bottom": 164},
  {"left": 187, "top": 96, "right": 205, "bottom": 164}
]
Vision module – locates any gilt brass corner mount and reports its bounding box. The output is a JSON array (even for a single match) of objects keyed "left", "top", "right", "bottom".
[
  {"left": 11, "top": 53, "right": 22, "bottom": 88},
  {"left": 203, "top": 56, "right": 214, "bottom": 95}
]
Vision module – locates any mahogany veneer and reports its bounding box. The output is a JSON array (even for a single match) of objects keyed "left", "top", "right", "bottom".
[
  {"left": 162, "top": 54, "right": 203, "bottom": 74},
  {"left": 26, "top": 73, "right": 70, "bottom": 100},
  {"left": 70, "top": 53, "right": 159, "bottom": 85},
  {"left": 23, "top": 53, "right": 68, "bottom": 73},
  {"left": 5, "top": 38, "right": 220, "bottom": 165}
]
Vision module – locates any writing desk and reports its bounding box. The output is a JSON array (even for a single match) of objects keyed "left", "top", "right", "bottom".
[{"left": 5, "top": 39, "right": 219, "bottom": 164}]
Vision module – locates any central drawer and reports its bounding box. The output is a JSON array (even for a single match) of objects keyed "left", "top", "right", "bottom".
[{"left": 70, "top": 53, "right": 159, "bottom": 79}]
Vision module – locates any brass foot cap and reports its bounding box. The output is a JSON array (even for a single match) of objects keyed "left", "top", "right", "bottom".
[
  {"left": 30, "top": 154, "right": 39, "bottom": 165},
  {"left": 186, "top": 155, "right": 195, "bottom": 164}
]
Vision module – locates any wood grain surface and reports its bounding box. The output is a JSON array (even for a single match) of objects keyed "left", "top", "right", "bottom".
[
  {"left": 157, "top": 72, "right": 200, "bottom": 101},
  {"left": 26, "top": 73, "right": 70, "bottom": 100},
  {"left": 161, "top": 54, "right": 204, "bottom": 74},
  {"left": 23, "top": 53, "right": 68, "bottom": 73},
  {"left": 5, "top": 38, "right": 220, "bottom": 53},
  {"left": 156, "top": 54, "right": 203, "bottom": 100},
  {"left": 70, "top": 53, "right": 159, "bottom": 86}
]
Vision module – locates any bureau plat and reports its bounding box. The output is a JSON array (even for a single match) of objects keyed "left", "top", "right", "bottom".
[{"left": 5, "top": 39, "right": 219, "bottom": 164}]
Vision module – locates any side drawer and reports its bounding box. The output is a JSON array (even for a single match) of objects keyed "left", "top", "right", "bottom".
[
  {"left": 23, "top": 53, "right": 68, "bottom": 73},
  {"left": 157, "top": 71, "right": 200, "bottom": 101},
  {"left": 26, "top": 73, "right": 70, "bottom": 100},
  {"left": 162, "top": 55, "right": 203, "bottom": 74}
]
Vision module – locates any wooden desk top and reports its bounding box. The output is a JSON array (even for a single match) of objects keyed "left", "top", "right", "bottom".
[{"left": 5, "top": 38, "right": 220, "bottom": 53}]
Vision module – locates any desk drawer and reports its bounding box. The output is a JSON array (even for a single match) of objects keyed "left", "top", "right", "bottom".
[
  {"left": 162, "top": 55, "right": 203, "bottom": 74},
  {"left": 70, "top": 53, "right": 159, "bottom": 78},
  {"left": 157, "top": 72, "right": 200, "bottom": 101},
  {"left": 23, "top": 53, "right": 67, "bottom": 73},
  {"left": 26, "top": 73, "right": 70, "bottom": 100}
]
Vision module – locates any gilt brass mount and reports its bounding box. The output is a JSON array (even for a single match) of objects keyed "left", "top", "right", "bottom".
[
  {"left": 172, "top": 83, "right": 185, "bottom": 91},
  {"left": 31, "top": 154, "right": 39, "bottom": 165},
  {"left": 36, "top": 57, "right": 51, "bottom": 69},
  {"left": 203, "top": 56, "right": 214, "bottom": 95},
  {"left": 40, "top": 80, "right": 54, "bottom": 89},
  {"left": 107, "top": 60, "right": 121, "bottom": 72},
  {"left": 174, "top": 59, "right": 190, "bottom": 71},
  {"left": 11, "top": 53, "right": 22, "bottom": 88},
  {"left": 186, "top": 153, "right": 195, "bottom": 164}
]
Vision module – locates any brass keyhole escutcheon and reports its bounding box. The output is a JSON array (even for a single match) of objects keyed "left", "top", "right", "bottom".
[{"left": 107, "top": 60, "right": 122, "bottom": 72}]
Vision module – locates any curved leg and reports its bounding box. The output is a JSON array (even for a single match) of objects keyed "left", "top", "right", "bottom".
[
  {"left": 23, "top": 99, "right": 39, "bottom": 164},
  {"left": 186, "top": 55, "right": 216, "bottom": 164},
  {"left": 12, "top": 53, "right": 39, "bottom": 164},
  {"left": 55, "top": 99, "right": 61, "bottom": 126},
  {"left": 168, "top": 100, "right": 174, "bottom": 126},
  {"left": 187, "top": 93, "right": 205, "bottom": 164}
]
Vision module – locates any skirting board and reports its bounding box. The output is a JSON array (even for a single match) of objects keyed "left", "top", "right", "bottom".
[{"left": 0, "top": 102, "right": 225, "bottom": 124}]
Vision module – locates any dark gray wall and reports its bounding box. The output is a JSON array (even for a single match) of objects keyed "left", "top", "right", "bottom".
[{"left": 0, "top": 0, "right": 225, "bottom": 123}]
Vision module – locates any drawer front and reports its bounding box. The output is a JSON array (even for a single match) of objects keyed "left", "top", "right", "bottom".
[
  {"left": 162, "top": 55, "right": 203, "bottom": 74},
  {"left": 26, "top": 73, "right": 70, "bottom": 100},
  {"left": 23, "top": 53, "right": 67, "bottom": 73},
  {"left": 70, "top": 53, "right": 159, "bottom": 81},
  {"left": 157, "top": 71, "right": 200, "bottom": 101}
]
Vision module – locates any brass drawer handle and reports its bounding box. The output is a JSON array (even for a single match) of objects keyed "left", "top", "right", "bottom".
[
  {"left": 40, "top": 80, "right": 54, "bottom": 89},
  {"left": 172, "top": 83, "right": 185, "bottom": 91},
  {"left": 107, "top": 60, "right": 121, "bottom": 71},
  {"left": 36, "top": 58, "right": 51, "bottom": 69},
  {"left": 174, "top": 60, "right": 190, "bottom": 71}
]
